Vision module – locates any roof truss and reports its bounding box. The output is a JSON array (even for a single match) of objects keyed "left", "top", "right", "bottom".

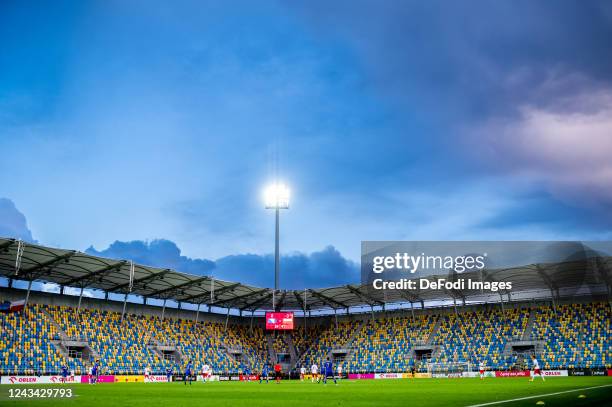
[
  {"left": 308, "top": 290, "right": 347, "bottom": 309},
  {"left": 63, "top": 260, "right": 127, "bottom": 287}
]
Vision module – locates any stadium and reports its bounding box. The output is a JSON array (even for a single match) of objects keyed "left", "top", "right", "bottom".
[
  {"left": 0, "top": 237, "right": 611, "bottom": 406},
  {"left": 2, "top": 1, "right": 612, "bottom": 406}
]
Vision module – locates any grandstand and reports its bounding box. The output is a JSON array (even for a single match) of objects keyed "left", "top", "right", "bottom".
[
  {"left": 0, "top": 237, "right": 611, "bottom": 378},
  {"left": 1, "top": 296, "right": 610, "bottom": 377}
]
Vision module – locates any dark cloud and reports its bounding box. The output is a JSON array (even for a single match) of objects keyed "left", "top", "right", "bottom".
[
  {"left": 0, "top": 198, "right": 36, "bottom": 243},
  {"left": 476, "top": 190, "right": 612, "bottom": 231},
  {"left": 287, "top": 1, "right": 612, "bottom": 120},
  {"left": 216, "top": 245, "right": 358, "bottom": 289},
  {"left": 86, "top": 239, "right": 215, "bottom": 275},
  {"left": 1, "top": 0, "right": 611, "bottom": 260},
  {"left": 286, "top": 1, "right": 612, "bottom": 214},
  {"left": 87, "top": 239, "right": 358, "bottom": 289}
]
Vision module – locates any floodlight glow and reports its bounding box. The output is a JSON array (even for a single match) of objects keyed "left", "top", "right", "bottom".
[{"left": 264, "top": 183, "right": 290, "bottom": 209}]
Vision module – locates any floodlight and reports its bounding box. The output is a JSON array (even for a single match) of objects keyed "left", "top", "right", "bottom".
[
  {"left": 264, "top": 183, "right": 290, "bottom": 209},
  {"left": 263, "top": 181, "right": 291, "bottom": 304}
]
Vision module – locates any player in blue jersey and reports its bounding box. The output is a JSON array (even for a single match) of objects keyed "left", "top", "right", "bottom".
[
  {"left": 184, "top": 361, "right": 193, "bottom": 385},
  {"left": 323, "top": 357, "right": 337, "bottom": 385},
  {"left": 243, "top": 366, "right": 251, "bottom": 382},
  {"left": 166, "top": 366, "right": 173, "bottom": 382},
  {"left": 259, "top": 363, "right": 270, "bottom": 384},
  {"left": 91, "top": 365, "right": 97, "bottom": 384},
  {"left": 96, "top": 360, "right": 101, "bottom": 383},
  {"left": 61, "top": 364, "right": 69, "bottom": 383}
]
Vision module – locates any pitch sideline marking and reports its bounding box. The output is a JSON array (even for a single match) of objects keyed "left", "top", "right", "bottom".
[{"left": 465, "top": 384, "right": 612, "bottom": 407}]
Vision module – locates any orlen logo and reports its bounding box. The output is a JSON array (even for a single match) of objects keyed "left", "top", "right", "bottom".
[
  {"left": 544, "top": 371, "right": 561, "bottom": 376},
  {"left": 10, "top": 376, "right": 37, "bottom": 383},
  {"left": 377, "top": 373, "right": 402, "bottom": 379},
  {"left": 51, "top": 375, "right": 75, "bottom": 383}
]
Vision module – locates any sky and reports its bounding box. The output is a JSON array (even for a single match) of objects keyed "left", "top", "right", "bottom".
[{"left": 1, "top": 0, "right": 611, "bottom": 289}]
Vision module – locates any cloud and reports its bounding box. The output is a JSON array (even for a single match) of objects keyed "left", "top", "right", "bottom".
[
  {"left": 2, "top": 1, "right": 611, "bottom": 262},
  {"left": 39, "top": 282, "right": 94, "bottom": 297},
  {"left": 467, "top": 83, "right": 612, "bottom": 211},
  {"left": 86, "top": 239, "right": 358, "bottom": 289},
  {"left": 286, "top": 1, "right": 612, "bottom": 121},
  {"left": 86, "top": 239, "right": 216, "bottom": 274},
  {"left": 215, "top": 245, "right": 359, "bottom": 289},
  {"left": 40, "top": 282, "right": 60, "bottom": 294},
  {"left": 0, "top": 198, "right": 36, "bottom": 242}
]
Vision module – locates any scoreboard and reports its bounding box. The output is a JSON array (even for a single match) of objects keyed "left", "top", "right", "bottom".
[{"left": 265, "top": 312, "right": 294, "bottom": 330}]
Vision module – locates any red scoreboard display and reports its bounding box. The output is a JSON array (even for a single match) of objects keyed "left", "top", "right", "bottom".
[{"left": 265, "top": 312, "right": 294, "bottom": 330}]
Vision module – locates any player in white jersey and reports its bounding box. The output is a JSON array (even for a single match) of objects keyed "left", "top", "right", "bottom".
[
  {"left": 337, "top": 364, "right": 343, "bottom": 381},
  {"left": 144, "top": 366, "right": 150, "bottom": 383},
  {"left": 479, "top": 361, "right": 485, "bottom": 380},
  {"left": 202, "top": 364, "right": 211, "bottom": 383},
  {"left": 310, "top": 363, "right": 318, "bottom": 383},
  {"left": 530, "top": 356, "right": 545, "bottom": 382},
  {"left": 300, "top": 366, "right": 306, "bottom": 381}
]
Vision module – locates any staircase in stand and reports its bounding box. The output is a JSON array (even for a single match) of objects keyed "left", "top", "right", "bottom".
[
  {"left": 40, "top": 307, "right": 99, "bottom": 360},
  {"left": 147, "top": 335, "right": 186, "bottom": 365},
  {"left": 340, "top": 318, "right": 369, "bottom": 367},
  {"left": 521, "top": 308, "right": 536, "bottom": 341},
  {"left": 295, "top": 326, "right": 325, "bottom": 368},
  {"left": 40, "top": 308, "right": 69, "bottom": 341},
  {"left": 40, "top": 307, "right": 70, "bottom": 359},
  {"left": 426, "top": 315, "right": 442, "bottom": 345},
  {"left": 266, "top": 334, "right": 277, "bottom": 364},
  {"left": 285, "top": 334, "right": 297, "bottom": 365}
]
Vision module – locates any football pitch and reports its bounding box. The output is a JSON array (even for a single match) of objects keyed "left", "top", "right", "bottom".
[{"left": 1, "top": 377, "right": 611, "bottom": 407}]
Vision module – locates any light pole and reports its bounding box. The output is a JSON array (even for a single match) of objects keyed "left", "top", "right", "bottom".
[{"left": 264, "top": 183, "right": 290, "bottom": 310}]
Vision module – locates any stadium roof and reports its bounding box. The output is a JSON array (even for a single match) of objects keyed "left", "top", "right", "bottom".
[{"left": 0, "top": 237, "right": 610, "bottom": 312}]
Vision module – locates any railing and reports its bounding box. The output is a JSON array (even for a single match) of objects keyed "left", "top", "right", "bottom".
[
  {"left": 64, "top": 336, "right": 89, "bottom": 343},
  {"left": 1, "top": 332, "right": 63, "bottom": 341}
]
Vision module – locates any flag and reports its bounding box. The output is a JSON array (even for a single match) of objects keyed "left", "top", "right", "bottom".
[{"left": 0, "top": 299, "right": 26, "bottom": 312}]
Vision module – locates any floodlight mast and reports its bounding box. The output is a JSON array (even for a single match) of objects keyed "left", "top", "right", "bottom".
[{"left": 264, "top": 183, "right": 290, "bottom": 310}]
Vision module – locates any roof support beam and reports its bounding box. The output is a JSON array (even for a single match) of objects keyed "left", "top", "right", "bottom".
[
  {"left": 206, "top": 282, "right": 241, "bottom": 299},
  {"left": 293, "top": 291, "right": 307, "bottom": 310},
  {"left": 345, "top": 285, "right": 384, "bottom": 306},
  {"left": 397, "top": 289, "right": 422, "bottom": 303},
  {"left": 240, "top": 293, "right": 273, "bottom": 311},
  {"left": 63, "top": 261, "right": 127, "bottom": 287},
  {"left": 213, "top": 282, "right": 241, "bottom": 295},
  {"left": 210, "top": 288, "right": 269, "bottom": 307},
  {"left": 481, "top": 268, "right": 511, "bottom": 296},
  {"left": 181, "top": 282, "right": 241, "bottom": 303},
  {"left": 109, "top": 269, "right": 171, "bottom": 292},
  {"left": 538, "top": 269, "right": 557, "bottom": 290},
  {"left": 275, "top": 291, "right": 287, "bottom": 310},
  {"left": 180, "top": 290, "right": 211, "bottom": 303},
  {"left": 308, "top": 290, "right": 346, "bottom": 309},
  {"left": 148, "top": 276, "right": 209, "bottom": 298},
  {"left": 21, "top": 251, "right": 76, "bottom": 279},
  {"left": 0, "top": 240, "right": 15, "bottom": 251}
]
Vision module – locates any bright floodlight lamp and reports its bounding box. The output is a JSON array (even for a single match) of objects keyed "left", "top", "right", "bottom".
[
  {"left": 264, "top": 183, "right": 290, "bottom": 209},
  {"left": 264, "top": 182, "right": 290, "bottom": 310}
]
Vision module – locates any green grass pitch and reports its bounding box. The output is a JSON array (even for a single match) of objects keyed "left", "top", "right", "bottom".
[{"left": 1, "top": 377, "right": 611, "bottom": 407}]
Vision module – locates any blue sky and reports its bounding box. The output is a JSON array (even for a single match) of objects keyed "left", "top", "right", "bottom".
[{"left": 1, "top": 0, "right": 611, "bottom": 289}]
